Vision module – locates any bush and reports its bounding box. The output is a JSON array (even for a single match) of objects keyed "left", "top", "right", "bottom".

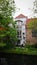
[
  {"left": 31, "top": 43, "right": 37, "bottom": 48},
  {"left": 25, "top": 43, "right": 37, "bottom": 49}
]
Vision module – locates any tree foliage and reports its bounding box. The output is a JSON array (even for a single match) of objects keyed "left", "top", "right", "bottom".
[
  {"left": 33, "top": 0, "right": 37, "bottom": 13},
  {"left": 0, "top": 0, "right": 17, "bottom": 49},
  {"left": 28, "top": 18, "right": 37, "bottom": 28}
]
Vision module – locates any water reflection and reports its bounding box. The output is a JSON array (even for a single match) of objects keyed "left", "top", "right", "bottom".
[
  {"left": 0, "top": 58, "right": 7, "bottom": 65},
  {"left": 0, "top": 54, "right": 37, "bottom": 65},
  {"left": 0, "top": 57, "right": 26, "bottom": 65}
]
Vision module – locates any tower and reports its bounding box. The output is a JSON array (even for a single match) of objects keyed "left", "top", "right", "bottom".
[{"left": 15, "top": 14, "right": 27, "bottom": 46}]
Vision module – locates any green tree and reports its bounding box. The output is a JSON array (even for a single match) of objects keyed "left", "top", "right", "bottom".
[
  {"left": 28, "top": 18, "right": 37, "bottom": 28},
  {"left": 0, "top": 0, "right": 17, "bottom": 49}
]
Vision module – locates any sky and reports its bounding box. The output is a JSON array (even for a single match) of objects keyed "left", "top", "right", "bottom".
[{"left": 14, "top": 0, "right": 37, "bottom": 18}]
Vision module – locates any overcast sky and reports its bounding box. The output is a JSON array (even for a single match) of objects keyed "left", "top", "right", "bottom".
[{"left": 14, "top": 0, "right": 37, "bottom": 18}]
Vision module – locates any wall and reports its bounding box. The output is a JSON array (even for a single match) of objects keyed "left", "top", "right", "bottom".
[{"left": 26, "top": 28, "right": 37, "bottom": 45}]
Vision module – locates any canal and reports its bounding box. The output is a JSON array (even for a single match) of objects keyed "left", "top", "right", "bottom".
[{"left": 0, "top": 52, "right": 37, "bottom": 65}]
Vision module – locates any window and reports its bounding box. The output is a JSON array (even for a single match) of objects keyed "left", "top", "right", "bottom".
[
  {"left": 23, "top": 36, "right": 25, "bottom": 39},
  {"left": 17, "top": 31, "right": 19, "bottom": 35},
  {"left": 23, "top": 33, "right": 25, "bottom": 35},
  {"left": 32, "top": 29, "right": 37, "bottom": 37},
  {"left": 17, "top": 40, "right": 20, "bottom": 45},
  {"left": 17, "top": 31, "right": 21, "bottom": 38}
]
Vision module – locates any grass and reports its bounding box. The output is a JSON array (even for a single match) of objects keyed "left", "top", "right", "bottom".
[
  {"left": 0, "top": 43, "right": 6, "bottom": 47},
  {"left": 2, "top": 47, "right": 37, "bottom": 55},
  {"left": 0, "top": 43, "right": 37, "bottom": 55}
]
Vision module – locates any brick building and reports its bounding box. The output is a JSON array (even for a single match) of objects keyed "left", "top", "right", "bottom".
[{"left": 26, "top": 18, "right": 37, "bottom": 45}]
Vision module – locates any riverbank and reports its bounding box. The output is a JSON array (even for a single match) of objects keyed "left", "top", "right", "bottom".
[{"left": 0, "top": 47, "right": 37, "bottom": 55}]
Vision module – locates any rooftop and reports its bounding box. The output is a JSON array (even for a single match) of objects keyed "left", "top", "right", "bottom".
[{"left": 15, "top": 14, "right": 27, "bottom": 19}]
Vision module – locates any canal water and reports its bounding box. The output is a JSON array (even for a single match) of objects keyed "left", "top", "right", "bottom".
[{"left": 0, "top": 52, "right": 37, "bottom": 65}]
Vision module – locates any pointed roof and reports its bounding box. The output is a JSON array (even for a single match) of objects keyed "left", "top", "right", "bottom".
[{"left": 15, "top": 14, "right": 27, "bottom": 19}]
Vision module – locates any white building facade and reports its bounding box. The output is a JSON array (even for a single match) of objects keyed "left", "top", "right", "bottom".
[{"left": 15, "top": 14, "right": 27, "bottom": 46}]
